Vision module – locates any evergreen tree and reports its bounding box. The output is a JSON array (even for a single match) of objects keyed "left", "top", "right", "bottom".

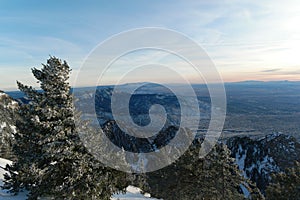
[
  {"left": 0, "top": 91, "right": 19, "bottom": 160},
  {"left": 144, "top": 140, "right": 264, "bottom": 200},
  {"left": 265, "top": 161, "right": 300, "bottom": 200},
  {"left": 3, "top": 56, "right": 128, "bottom": 199}
]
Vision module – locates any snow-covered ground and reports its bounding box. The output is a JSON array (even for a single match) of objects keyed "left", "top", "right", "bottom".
[
  {"left": 0, "top": 158, "right": 160, "bottom": 200},
  {"left": 0, "top": 158, "right": 28, "bottom": 199},
  {"left": 0, "top": 158, "right": 12, "bottom": 180},
  {"left": 111, "top": 186, "right": 159, "bottom": 200}
]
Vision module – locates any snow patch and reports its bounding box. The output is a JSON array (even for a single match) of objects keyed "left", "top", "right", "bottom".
[
  {"left": 0, "top": 122, "right": 7, "bottom": 129},
  {"left": 10, "top": 125, "right": 16, "bottom": 134},
  {"left": 0, "top": 158, "right": 12, "bottom": 180},
  {"left": 0, "top": 158, "right": 28, "bottom": 199},
  {"left": 258, "top": 156, "right": 279, "bottom": 173},
  {"left": 235, "top": 144, "right": 247, "bottom": 177},
  {"left": 240, "top": 183, "right": 250, "bottom": 198},
  {"left": 111, "top": 186, "right": 160, "bottom": 200},
  {"left": 50, "top": 161, "right": 57, "bottom": 165}
]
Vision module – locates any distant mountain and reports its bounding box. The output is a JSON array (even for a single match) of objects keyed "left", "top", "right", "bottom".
[
  {"left": 228, "top": 80, "right": 266, "bottom": 85},
  {"left": 227, "top": 80, "right": 300, "bottom": 85},
  {"left": 8, "top": 81, "right": 300, "bottom": 138}
]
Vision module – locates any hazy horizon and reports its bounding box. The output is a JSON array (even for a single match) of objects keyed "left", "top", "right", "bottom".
[{"left": 2, "top": 79, "right": 300, "bottom": 92}]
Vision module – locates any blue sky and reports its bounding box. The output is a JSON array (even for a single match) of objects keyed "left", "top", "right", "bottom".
[{"left": 1, "top": 0, "right": 300, "bottom": 90}]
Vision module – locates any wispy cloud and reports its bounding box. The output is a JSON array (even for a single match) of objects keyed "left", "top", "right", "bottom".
[
  {"left": 261, "top": 68, "right": 282, "bottom": 73},
  {"left": 1, "top": 0, "right": 300, "bottom": 89}
]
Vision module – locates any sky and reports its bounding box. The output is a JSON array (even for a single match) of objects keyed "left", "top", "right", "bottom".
[{"left": 1, "top": 0, "right": 300, "bottom": 90}]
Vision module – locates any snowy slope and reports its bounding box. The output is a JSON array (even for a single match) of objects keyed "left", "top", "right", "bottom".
[
  {"left": 227, "top": 133, "right": 300, "bottom": 193},
  {"left": 0, "top": 158, "right": 159, "bottom": 200}
]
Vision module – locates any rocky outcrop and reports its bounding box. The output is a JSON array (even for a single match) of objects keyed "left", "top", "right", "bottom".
[{"left": 227, "top": 133, "right": 300, "bottom": 193}]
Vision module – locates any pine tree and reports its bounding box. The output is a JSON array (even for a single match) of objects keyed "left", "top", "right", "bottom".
[
  {"left": 144, "top": 140, "right": 264, "bottom": 200},
  {"left": 3, "top": 56, "right": 128, "bottom": 199},
  {"left": 0, "top": 91, "right": 19, "bottom": 160},
  {"left": 265, "top": 161, "right": 300, "bottom": 200}
]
